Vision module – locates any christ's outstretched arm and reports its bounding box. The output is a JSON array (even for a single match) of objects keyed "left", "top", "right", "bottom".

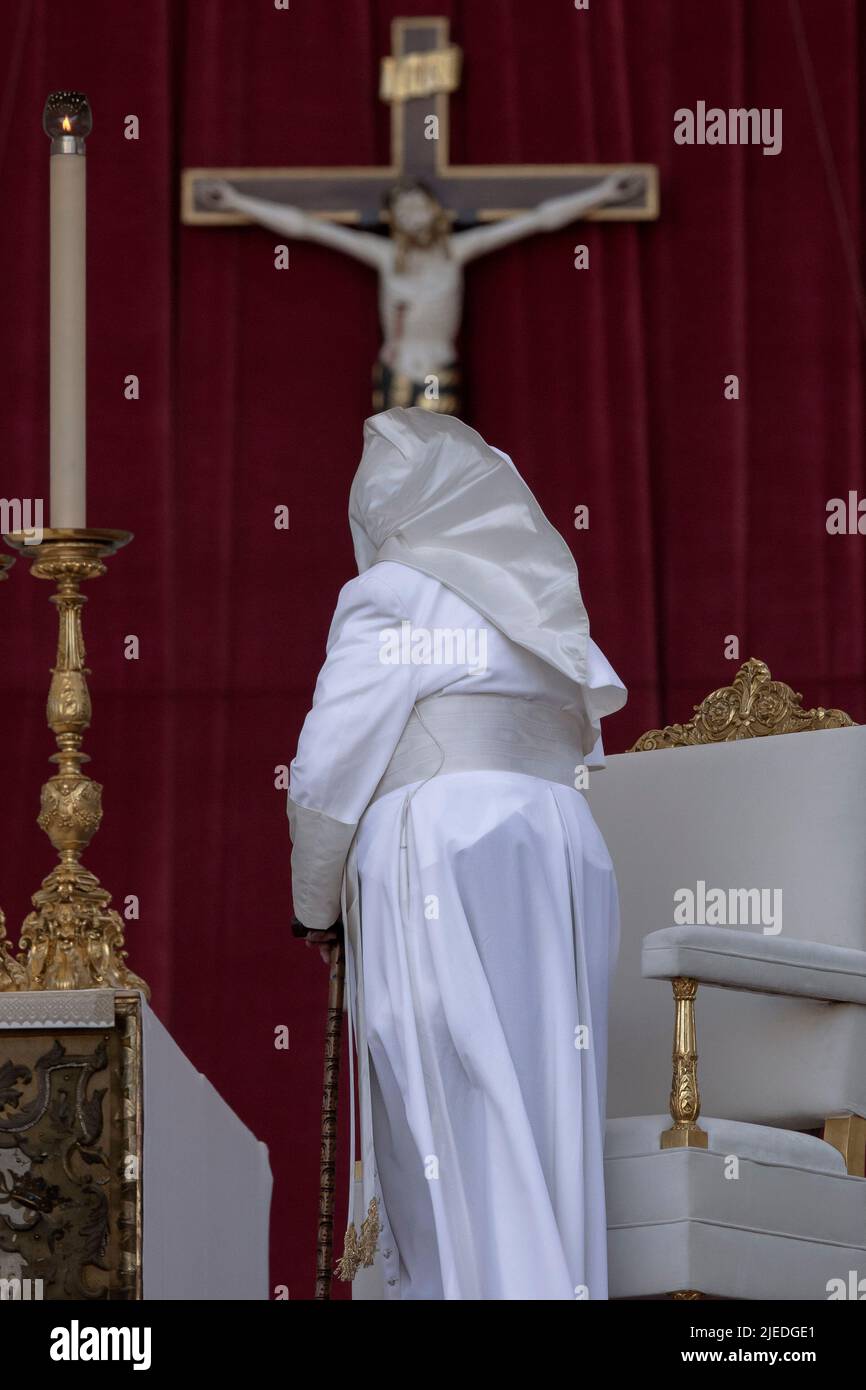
[
  {"left": 201, "top": 181, "right": 391, "bottom": 271},
  {"left": 452, "top": 172, "right": 645, "bottom": 265}
]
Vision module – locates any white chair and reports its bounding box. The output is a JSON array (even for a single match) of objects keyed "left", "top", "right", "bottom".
[{"left": 588, "top": 658, "right": 866, "bottom": 1300}]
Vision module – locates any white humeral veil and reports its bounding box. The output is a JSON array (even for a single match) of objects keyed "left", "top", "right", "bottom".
[
  {"left": 289, "top": 408, "right": 627, "bottom": 1299},
  {"left": 348, "top": 411, "right": 593, "bottom": 690}
]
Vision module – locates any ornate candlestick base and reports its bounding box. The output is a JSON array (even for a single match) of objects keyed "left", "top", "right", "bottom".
[
  {"left": 0, "top": 908, "right": 27, "bottom": 989},
  {"left": 1, "top": 529, "right": 148, "bottom": 995}
]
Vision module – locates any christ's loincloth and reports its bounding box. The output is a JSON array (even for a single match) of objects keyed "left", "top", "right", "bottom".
[{"left": 372, "top": 360, "right": 460, "bottom": 415}]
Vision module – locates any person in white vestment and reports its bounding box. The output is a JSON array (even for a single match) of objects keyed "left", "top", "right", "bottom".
[{"left": 288, "top": 407, "right": 627, "bottom": 1301}]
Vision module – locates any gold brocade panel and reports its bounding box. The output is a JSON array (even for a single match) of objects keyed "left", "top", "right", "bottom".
[{"left": 0, "top": 996, "right": 141, "bottom": 1300}]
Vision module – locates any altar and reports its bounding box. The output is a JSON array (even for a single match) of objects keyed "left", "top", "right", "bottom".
[{"left": 0, "top": 989, "right": 271, "bottom": 1300}]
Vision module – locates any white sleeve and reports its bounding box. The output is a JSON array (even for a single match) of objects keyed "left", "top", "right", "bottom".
[{"left": 288, "top": 570, "right": 421, "bottom": 928}]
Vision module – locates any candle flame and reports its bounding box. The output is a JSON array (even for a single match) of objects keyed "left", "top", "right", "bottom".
[{"left": 61, "top": 115, "right": 72, "bottom": 132}]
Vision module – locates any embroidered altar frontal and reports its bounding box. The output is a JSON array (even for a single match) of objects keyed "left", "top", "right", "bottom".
[
  {"left": 0, "top": 990, "right": 141, "bottom": 1300},
  {"left": 0, "top": 989, "right": 272, "bottom": 1301}
]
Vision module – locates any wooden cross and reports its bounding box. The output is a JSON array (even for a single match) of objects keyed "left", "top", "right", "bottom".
[{"left": 181, "top": 15, "right": 658, "bottom": 228}]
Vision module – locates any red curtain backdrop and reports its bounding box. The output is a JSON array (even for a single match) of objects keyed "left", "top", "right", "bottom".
[{"left": 1, "top": 0, "right": 864, "bottom": 1299}]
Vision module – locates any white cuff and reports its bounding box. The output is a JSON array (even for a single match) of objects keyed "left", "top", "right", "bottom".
[{"left": 287, "top": 798, "right": 357, "bottom": 931}]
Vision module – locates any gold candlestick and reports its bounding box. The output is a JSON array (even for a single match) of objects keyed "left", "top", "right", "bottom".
[{"left": 0, "top": 528, "right": 147, "bottom": 994}]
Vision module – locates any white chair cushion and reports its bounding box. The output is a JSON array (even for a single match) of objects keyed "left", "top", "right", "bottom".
[
  {"left": 605, "top": 1113, "right": 846, "bottom": 1173},
  {"left": 642, "top": 925, "right": 866, "bottom": 1004},
  {"left": 606, "top": 1139, "right": 866, "bottom": 1299}
]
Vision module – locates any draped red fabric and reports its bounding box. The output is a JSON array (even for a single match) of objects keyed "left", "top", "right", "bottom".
[{"left": 0, "top": 0, "right": 863, "bottom": 1299}]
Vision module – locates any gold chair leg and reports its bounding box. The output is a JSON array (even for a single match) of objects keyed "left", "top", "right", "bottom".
[
  {"left": 823, "top": 1113, "right": 866, "bottom": 1176},
  {"left": 661, "top": 977, "right": 708, "bottom": 1150}
]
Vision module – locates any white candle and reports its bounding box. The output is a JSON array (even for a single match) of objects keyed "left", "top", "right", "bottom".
[{"left": 43, "top": 92, "right": 91, "bottom": 530}]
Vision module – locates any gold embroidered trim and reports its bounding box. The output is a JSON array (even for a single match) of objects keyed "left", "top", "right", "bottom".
[{"left": 335, "top": 1197, "right": 380, "bottom": 1281}]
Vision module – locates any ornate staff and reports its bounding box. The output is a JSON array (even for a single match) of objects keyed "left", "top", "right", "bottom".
[{"left": 314, "top": 939, "right": 345, "bottom": 1300}]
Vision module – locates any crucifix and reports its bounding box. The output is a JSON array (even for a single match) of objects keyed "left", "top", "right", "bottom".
[{"left": 182, "top": 16, "right": 658, "bottom": 415}]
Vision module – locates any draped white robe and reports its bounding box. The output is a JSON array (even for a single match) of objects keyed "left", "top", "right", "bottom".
[{"left": 289, "top": 560, "right": 625, "bottom": 1301}]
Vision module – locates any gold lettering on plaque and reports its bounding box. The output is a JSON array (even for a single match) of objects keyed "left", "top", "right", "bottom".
[{"left": 380, "top": 45, "right": 462, "bottom": 103}]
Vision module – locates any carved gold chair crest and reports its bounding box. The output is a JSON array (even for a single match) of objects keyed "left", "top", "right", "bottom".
[{"left": 632, "top": 656, "right": 854, "bottom": 751}]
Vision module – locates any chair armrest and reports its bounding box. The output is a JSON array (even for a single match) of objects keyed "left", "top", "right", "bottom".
[{"left": 641, "top": 925, "right": 866, "bottom": 1004}]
